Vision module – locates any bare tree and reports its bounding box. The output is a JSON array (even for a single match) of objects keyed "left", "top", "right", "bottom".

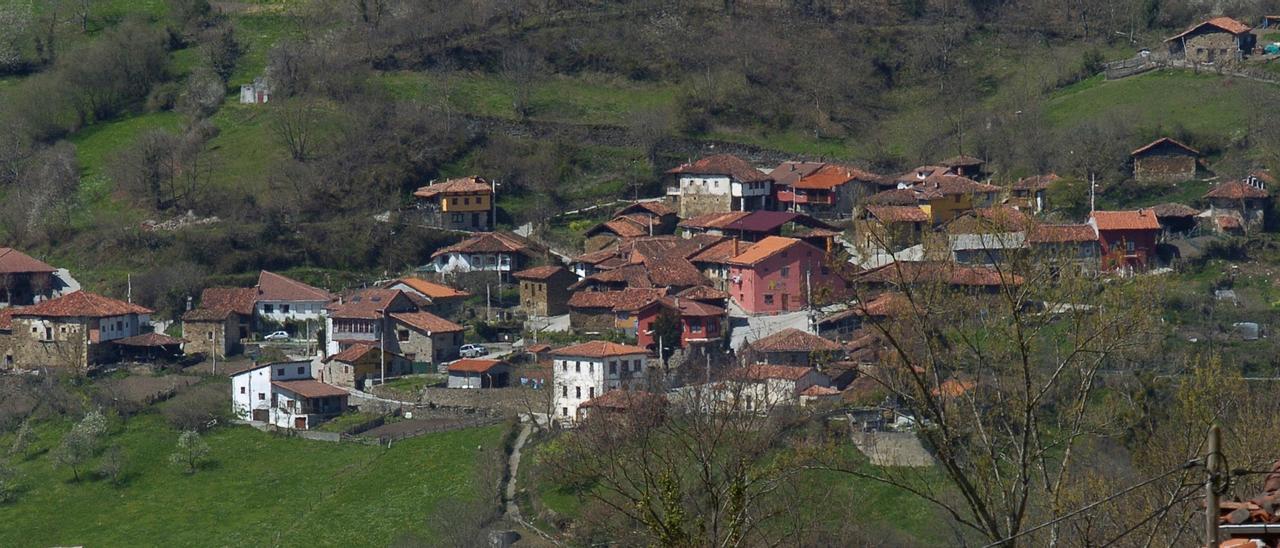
[
  {"left": 501, "top": 47, "right": 541, "bottom": 119},
  {"left": 270, "top": 99, "right": 324, "bottom": 162}
]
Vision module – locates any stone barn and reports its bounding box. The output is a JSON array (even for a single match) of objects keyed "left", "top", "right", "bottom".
[
  {"left": 1166, "top": 16, "right": 1254, "bottom": 65},
  {"left": 1131, "top": 138, "right": 1199, "bottom": 183}
]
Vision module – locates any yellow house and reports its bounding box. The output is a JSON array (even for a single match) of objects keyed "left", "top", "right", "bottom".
[
  {"left": 413, "top": 176, "right": 494, "bottom": 230},
  {"left": 915, "top": 175, "right": 999, "bottom": 224}
]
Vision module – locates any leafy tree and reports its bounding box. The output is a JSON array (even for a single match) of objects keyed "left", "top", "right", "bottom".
[
  {"left": 170, "top": 430, "right": 209, "bottom": 474},
  {"left": 52, "top": 410, "right": 107, "bottom": 482},
  {"left": 649, "top": 308, "right": 682, "bottom": 363}
]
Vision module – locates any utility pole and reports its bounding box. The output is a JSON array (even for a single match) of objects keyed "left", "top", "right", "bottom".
[
  {"left": 486, "top": 284, "right": 492, "bottom": 321},
  {"left": 1090, "top": 172, "right": 1096, "bottom": 213},
  {"left": 1205, "top": 424, "right": 1221, "bottom": 548},
  {"left": 380, "top": 308, "right": 386, "bottom": 386}
]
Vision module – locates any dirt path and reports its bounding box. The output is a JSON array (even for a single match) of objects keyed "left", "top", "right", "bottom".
[{"left": 504, "top": 421, "right": 534, "bottom": 520}]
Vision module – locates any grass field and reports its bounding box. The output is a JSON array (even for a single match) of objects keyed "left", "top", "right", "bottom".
[
  {"left": 0, "top": 414, "right": 504, "bottom": 547},
  {"left": 1046, "top": 70, "right": 1267, "bottom": 137}
]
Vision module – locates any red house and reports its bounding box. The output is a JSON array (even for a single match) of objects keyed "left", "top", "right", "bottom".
[
  {"left": 1089, "top": 209, "right": 1161, "bottom": 272},
  {"left": 635, "top": 296, "right": 727, "bottom": 350},
  {"left": 725, "top": 236, "right": 842, "bottom": 315}
]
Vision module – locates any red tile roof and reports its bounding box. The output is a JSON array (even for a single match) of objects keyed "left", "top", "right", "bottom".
[
  {"left": 447, "top": 359, "right": 507, "bottom": 373},
  {"left": 768, "top": 161, "right": 826, "bottom": 187},
  {"left": 1090, "top": 209, "right": 1161, "bottom": 231},
  {"left": 15, "top": 291, "right": 152, "bottom": 318},
  {"left": 513, "top": 265, "right": 570, "bottom": 281},
  {"left": 732, "top": 364, "right": 815, "bottom": 381},
  {"left": 866, "top": 188, "right": 923, "bottom": 206},
  {"left": 614, "top": 201, "right": 674, "bottom": 217},
  {"left": 659, "top": 296, "right": 725, "bottom": 317},
  {"left": 914, "top": 174, "right": 1000, "bottom": 197},
  {"left": 1166, "top": 16, "right": 1252, "bottom": 42},
  {"left": 387, "top": 278, "right": 471, "bottom": 300},
  {"left": 1130, "top": 137, "right": 1199, "bottom": 157},
  {"left": 413, "top": 176, "right": 492, "bottom": 199},
  {"left": 0, "top": 248, "right": 56, "bottom": 274},
  {"left": 1148, "top": 203, "right": 1201, "bottom": 217},
  {"left": 676, "top": 285, "right": 729, "bottom": 302},
  {"left": 326, "top": 343, "right": 376, "bottom": 364},
  {"left": 1027, "top": 224, "right": 1097, "bottom": 243},
  {"left": 272, "top": 379, "right": 349, "bottom": 399},
  {"left": 800, "top": 385, "right": 840, "bottom": 397},
  {"left": 667, "top": 154, "right": 770, "bottom": 183},
  {"left": 198, "top": 287, "right": 256, "bottom": 316},
  {"left": 855, "top": 261, "right": 1023, "bottom": 287},
  {"left": 1205, "top": 179, "right": 1270, "bottom": 200},
  {"left": 856, "top": 292, "right": 910, "bottom": 318},
  {"left": 431, "top": 232, "right": 538, "bottom": 258},
  {"left": 688, "top": 238, "right": 741, "bottom": 264},
  {"left": 750, "top": 328, "right": 842, "bottom": 353},
  {"left": 328, "top": 289, "right": 411, "bottom": 319},
  {"left": 0, "top": 307, "right": 24, "bottom": 330},
  {"left": 679, "top": 211, "right": 751, "bottom": 230},
  {"left": 257, "top": 271, "right": 332, "bottom": 302},
  {"left": 866, "top": 205, "right": 928, "bottom": 223},
  {"left": 642, "top": 255, "right": 709, "bottom": 288},
  {"left": 791, "top": 164, "right": 868, "bottom": 190},
  {"left": 114, "top": 332, "right": 184, "bottom": 347},
  {"left": 725, "top": 236, "right": 811, "bottom": 267},
  {"left": 391, "top": 311, "right": 464, "bottom": 334},
  {"left": 567, "top": 288, "right": 667, "bottom": 312},
  {"left": 938, "top": 155, "right": 984, "bottom": 168},
  {"left": 552, "top": 340, "right": 650, "bottom": 358}
]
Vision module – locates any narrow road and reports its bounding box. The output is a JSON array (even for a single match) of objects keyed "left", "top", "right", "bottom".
[{"left": 504, "top": 421, "right": 534, "bottom": 520}]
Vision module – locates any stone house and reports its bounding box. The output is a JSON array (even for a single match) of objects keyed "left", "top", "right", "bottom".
[
  {"left": 567, "top": 288, "right": 667, "bottom": 334},
  {"left": 322, "top": 343, "right": 412, "bottom": 390},
  {"left": 181, "top": 287, "right": 256, "bottom": 359},
  {"left": 388, "top": 311, "right": 465, "bottom": 369},
  {"left": 666, "top": 154, "right": 773, "bottom": 218},
  {"left": 324, "top": 288, "right": 422, "bottom": 357},
  {"left": 745, "top": 328, "right": 843, "bottom": 367},
  {"left": 513, "top": 265, "right": 575, "bottom": 317},
  {"left": 0, "top": 308, "right": 21, "bottom": 369},
  {"left": 382, "top": 277, "right": 471, "bottom": 318},
  {"left": 10, "top": 291, "right": 153, "bottom": 372},
  {"left": 1131, "top": 138, "right": 1199, "bottom": 183},
  {"left": 255, "top": 270, "right": 333, "bottom": 326},
  {"left": 1026, "top": 224, "right": 1100, "bottom": 273},
  {"left": 1203, "top": 179, "right": 1270, "bottom": 233},
  {"left": 1166, "top": 16, "right": 1254, "bottom": 65},
  {"left": 1009, "top": 173, "right": 1060, "bottom": 213}
]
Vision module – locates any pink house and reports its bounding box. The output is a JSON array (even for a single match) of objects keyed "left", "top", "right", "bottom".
[{"left": 726, "top": 236, "right": 842, "bottom": 315}]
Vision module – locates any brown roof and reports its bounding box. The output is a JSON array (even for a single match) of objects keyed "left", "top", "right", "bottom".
[
  {"left": 1130, "top": 137, "right": 1199, "bottom": 157},
  {"left": 1027, "top": 224, "right": 1097, "bottom": 243},
  {"left": 257, "top": 271, "right": 332, "bottom": 302},
  {"left": 1148, "top": 202, "right": 1201, "bottom": 218},
  {"left": 513, "top": 265, "right": 570, "bottom": 281},
  {"left": 855, "top": 261, "right": 1023, "bottom": 287},
  {"left": 750, "top": 328, "right": 842, "bottom": 353},
  {"left": 1090, "top": 209, "right": 1161, "bottom": 231},
  {"left": 0, "top": 248, "right": 56, "bottom": 274},
  {"left": 575, "top": 246, "right": 624, "bottom": 266},
  {"left": 578, "top": 389, "right": 665, "bottom": 410},
  {"left": 392, "top": 311, "right": 464, "bottom": 334},
  {"left": 688, "top": 238, "right": 740, "bottom": 264},
  {"left": 15, "top": 291, "right": 152, "bottom": 318},
  {"left": 328, "top": 289, "right": 411, "bottom": 320},
  {"left": 768, "top": 161, "right": 827, "bottom": 187},
  {"left": 866, "top": 188, "right": 922, "bottom": 206},
  {"left": 431, "top": 232, "right": 538, "bottom": 259},
  {"left": 326, "top": 343, "right": 376, "bottom": 364},
  {"left": 114, "top": 332, "right": 184, "bottom": 347},
  {"left": 856, "top": 292, "right": 910, "bottom": 318},
  {"left": 914, "top": 174, "right": 1000, "bottom": 197},
  {"left": 667, "top": 154, "right": 771, "bottom": 183},
  {"left": 0, "top": 307, "right": 23, "bottom": 330},
  {"left": 642, "top": 255, "right": 709, "bottom": 288},
  {"left": 272, "top": 379, "right": 350, "bottom": 399},
  {"left": 447, "top": 359, "right": 507, "bottom": 373},
  {"left": 791, "top": 164, "right": 867, "bottom": 190},
  {"left": 567, "top": 288, "right": 667, "bottom": 312},
  {"left": 573, "top": 264, "right": 655, "bottom": 290},
  {"left": 866, "top": 205, "right": 928, "bottom": 224},
  {"left": 1205, "top": 179, "right": 1270, "bottom": 200},
  {"left": 800, "top": 385, "right": 840, "bottom": 397},
  {"left": 1166, "top": 16, "right": 1252, "bottom": 42},
  {"left": 732, "top": 364, "right": 815, "bottom": 382},
  {"left": 659, "top": 296, "right": 725, "bottom": 317},
  {"left": 552, "top": 340, "right": 650, "bottom": 358},
  {"left": 676, "top": 285, "right": 729, "bottom": 302},
  {"left": 413, "top": 176, "right": 492, "bottom": 199},
  {"left": 198, "top": 287, "right": 256, "bottom": 316},
  {"left": 614, "top": 201, "right": 674, "bottom": 217},
  {"left": 387, "top": 278, "right": 471, "bottom": 300},
  {"left": 678, "top": 211, "right": 751, "bottom": 230},
  {"left": 938, "top": 155, "right": 984, "bottom": 168},
  {"left": 725, "top": 236, "right": 809, "bottom": 267},
  {"left": 1011, "top": 173, "right": 1061, "bottom": 191},
  {"left": 181, "top": 307, "right": 234, "bottom": 322},
  {"left": 932, "top": 377, "right": 978, "bottom": 398}
]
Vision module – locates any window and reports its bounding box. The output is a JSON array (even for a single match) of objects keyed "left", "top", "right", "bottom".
[
  {"left": 453, "top": 213, "right": 463, "bottom": 223},
  {"left": 282, "top": 304, "right": 290, "bottom": 314},
  {"left": 240, "top": 387, "right": 246, "bottom": 394},
  {"left": 345, "top": 365, "right": 352, "bottom": 373},
  {"left": 575, "top": 361, "right": 580, "bottom": 372},
  {"left": 609, "top": 362, "right": 617, "bottom": 374},
  {"left": 781, "top": 266, "right": 790, "bottom": 278},
  {"left": 589, "top": 362, "right": 594, "bottom": 373},
  {"left": 691, "top": 322, "right": 702, "bottom": 333},
  {"left": 258, "top": 393, "right": 265, "bottom": 400},
  {"left": 561, "top": 362, "right": 567, "bottom": 372},
  {"left": 208, "top": 331, "right": 214, "bottom": 340},
  {"left": 463, "top": 197, "right": 470, "bottom": 205},
  {"left": 575, "top": 386, "right": 581, "bottom": 398},
  {"left": 764, "top": 294, "right": 775, "bottom": 305},
  {"left": 297, "top": 366, "right": 305, "bottom": 375},
  {"left": 562, "top": 386, "right": 567, "bottom": 397},
  {"left": 264, "top": 304, "right": 274, "bottom": 314},
  {"left": 277, "top": 368, "right": 284, "bottom": 376},
  {"left": 398, "top": 329, "right": 409, "bottom": 342},
  {"left": 1126, "top": 240, "right": 1136, "bottom": 253},
  {"left": 632, "top": 360, "right": 641, "bottom": 372},
  {"left": 589, "top": 387, "right": 595, "bottom": 398},
  {"left": 562, "top": 407, "right": 568, "bottom": 416},
  {"left": 116, "top": 321, "right": 123, "bottom": 331}
]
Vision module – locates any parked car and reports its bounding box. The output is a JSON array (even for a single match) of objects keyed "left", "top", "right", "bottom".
[
  {"left": 459, "top": 344, "right": 487, "bottom": 358},
  {"left": 264, "top": 331, "right": 290, "bottom": 341}
]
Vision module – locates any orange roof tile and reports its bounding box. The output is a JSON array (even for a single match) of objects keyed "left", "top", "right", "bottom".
[
  {"left": 391, "top": 311, "right": 464, "bottom": 334},
  {"left": 257, "top": 271, "right": 333, "bottom": 302},
  {"left": 1205, "top": 179, "right": 1269, "bottom": 200},
  {"left": 750, "top": 328, "right": 842, "bottom": 353},
  {"left": 1090, "top": 209, "right": 1161, "bottom": 231},
  {"left": 791, "top": 164, "right": 867, "bottom": 190},
  {"left": 1028, "top": 224, "right": 1097, "bottom": 243},
  {"left": 725, "top": 236, "right": 808, "bottom": 267},
  {"left": 447, "top": 359, "right": 507, "bottom": 373},
  {"left": 667, "top": 154, "right": 771, "bottom": 183},
  {"left": 388, "top": 277, "right": 471, "bottom": 300},
  {"left": 0, "top": 248, "right": 56, "bottom": 274},
  {"left": 552, "top": 340, "right": 650, "bottom": 358},
  {"left": 1166, "top": 16, "right": 1252, "bottom": 42},
  {"left": 413, "top": 176, "right": 492, "bottom": 199},
  {"left": 15, "top": 291, "right": 152, "bottom": 318},
  {"left": 431, "top": 232, "right": 539, "bottom": 258}
]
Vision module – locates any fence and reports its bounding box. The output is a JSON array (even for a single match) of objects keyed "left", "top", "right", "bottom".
[{"left": 1104, "top": 53, "right": 1166, "bottom": 80}]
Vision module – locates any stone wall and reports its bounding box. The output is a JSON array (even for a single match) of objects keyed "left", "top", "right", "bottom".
[
  {"left": 11, "top": 318, "right": 90, "bottom": 371},
  {"left": 1184, "top": 31, "right": 1239, "bottom": 65},
  {"left": 569, "top": 308, "right": 614, "bottom": 332},
  {"left": 678, "top": 187, "right": 733, "bottom": 218},
  {"left": 1134, "top": 154, "right": 1196, "bottom": 183}
]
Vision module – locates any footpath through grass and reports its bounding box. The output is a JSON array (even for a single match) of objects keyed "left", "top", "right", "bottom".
[{"left": 0, "top": 414, "right": 503, "bottom": 547}]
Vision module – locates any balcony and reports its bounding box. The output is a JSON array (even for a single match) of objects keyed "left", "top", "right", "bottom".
[{"left": 666, "top": 186, "right": 682, "bottom": 196}]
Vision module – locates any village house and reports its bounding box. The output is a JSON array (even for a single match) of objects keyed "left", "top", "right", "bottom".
[
  {"left": 231, "top": 360, "right": 348, "bottom": 429},
  {"left": 745, "top": 328, "right": 843, "bottom": 367},
  {"left": 854, "top": 205, "right": 929, "bottom": 252},
  {"left": 1166, "top": 16, "right": 1254, "bottom": 65},
  {"left": 678, "top": 210, "right": 835, "bottom": 243},
  {"left": 1130, "top": 137, "right": 1199, "bottom": 183},
  {"left": 325, "top": 288, "right": 421, "bottom": 357},
  {"left": 771, "top": 162, "right": 877, "bottom": 218},
  {"left": 446, "top": 358, "right": 512, "bottom": 389},
  {"left": 0, "top": 308, "right": 20, "bottom": 369},
  {"left": 583, "top": 202, "right": 678, "bottom": 251},
  {"left": 688, "top": 238, "right": 741, "bottom": 291},
  {"left": 862, "top": 174, "right": 1001, "bottom": 226},
  {"left": 577, "top": 390, "right": 666, "bottom": 422},
  {"left": 1089, "top": 209, "right": 1161, "bottom": 272},
  {"left": 634, "top": 295, "right": 727, "bottom": 350},
  {"left": 938, "top": 155, "right": 986, "bottom": 179},
  {"left": 666, "top": 154, "right": 774, "bottom": 217},
  {"left": 427, "top": 232, "right": 544, "bottom": 275},
  {"left": 388, "top": 310, "right": 465, "bottom": 369},
  {"left": 711, "top": 364, "right": 832, "bottom": 411},
  {"left": 552, "top": 340, "right": 651, "bottom": 425},
  {"left": 382, "top": 277, "right": 470, "bottom": 317},
  {"left": 413, "top": 176, "right": 495, "bottom": 231},
  {"left": 1203, "top": 178, "right": 1269, "bottom": 233},
  {"left": 181, "top": 287, "right": 256, "bottom": 359},
  {"left": 1009, "top": 173, "right": 1060, "bottom": 213},
  {"left": 514, "top": 265, "right": 575, "bottom": 317},
  {"left": 1026, "top": 224, "right": 1100, "bottom": 272},
  {"left": 566, "top": 287, "right": 667, "bottom": 335},
  {"left": 10, "top": 291, "right": 153, "bottom": 372},
  {"left": 255, "top": 270, "right": 333, "bottom": 327},
  {"left": 322, "top": 343, "right": 413, "bottom": 390},
  {"left": 0, "top": 248, "right": 64, "bottom": 308},
  {"left": 569, "top": 254, "right": 709, "bottom": 294},
  {"left": 725, "top": 236, "right": 845, "bottom": 315},
  {"left": 1149, "top": 203, "right": 1201, "bottom": 237}
]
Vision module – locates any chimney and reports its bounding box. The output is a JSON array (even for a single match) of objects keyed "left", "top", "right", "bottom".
[{"left": 733, "top": 237, "right": 739, "bottom": 256}]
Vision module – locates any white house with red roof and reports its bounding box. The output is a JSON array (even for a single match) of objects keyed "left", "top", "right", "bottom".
[
  {"left": 10, "top": 291, "right": 154, "bottom": 371},
  {"left": 254, "top": 270, "right": 334, "bottom": 324},
  {"left": 230, "top": 359, "right": 348, "bottom": 429},
  {"left": 666, "top": 154, "right": 774, "bottom": 217},
  {"left": 551, "top": 340, "right": 651, "bottom": 425}
]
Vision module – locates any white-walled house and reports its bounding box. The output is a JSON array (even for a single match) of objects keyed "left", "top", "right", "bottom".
[
  {"left": 551, "top": 341, "right": 651, "bottom": 426},
  {"left": 254, "top": 270, "right": 333, "bottom": 325},
  {"left": 230, "top": 360, "right": 348, "bottom": 430},
  {"left": 718, "top": 365, "right": 830, "bottom": 411},
  {"left": 666, "top": 154, "right": 773, "bottom": 218},
  {"left": 426, "top": 232, "right": 542, "bottom": 275},
  {"left": 9, "top": 291, "right": 153, "bottom": 372}
]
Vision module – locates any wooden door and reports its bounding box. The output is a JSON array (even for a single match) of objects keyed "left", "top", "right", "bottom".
[
  {"left": 252, "top": 409, "right": 268, "bottom": 422},
  {"left": 294, "top": 417, "right": 306, "bottom": 429},
  {"left": 781, "top": 294, "right": 790, "bottom": 310}
]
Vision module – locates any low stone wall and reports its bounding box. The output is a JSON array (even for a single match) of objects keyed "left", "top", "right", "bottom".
[{"left": 416, "top": 386, "right": 552, "bottom": 416}]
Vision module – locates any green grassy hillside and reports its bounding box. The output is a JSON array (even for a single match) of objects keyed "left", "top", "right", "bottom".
[
  {"left": 1046, "top": 70, "right": 1265, "bottom": 138},
  {"left": 0, "top": 414, "right": 503, "bottom": 547}
]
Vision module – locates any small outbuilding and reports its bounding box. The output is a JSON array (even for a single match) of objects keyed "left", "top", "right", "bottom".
[
  {"left": 1131, "top": 138, "right": 1199, "bottom": 183},
  {"left": 447, "top": 359, "right": 511, "bottom": 389},
  {"left": 1166, "top": 17, "right": 1254, "bottom": 65}
]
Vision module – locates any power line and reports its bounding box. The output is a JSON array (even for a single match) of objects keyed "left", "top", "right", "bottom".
[{"left": 982, "top": 459, "right": 1202, "bottom": 548}]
